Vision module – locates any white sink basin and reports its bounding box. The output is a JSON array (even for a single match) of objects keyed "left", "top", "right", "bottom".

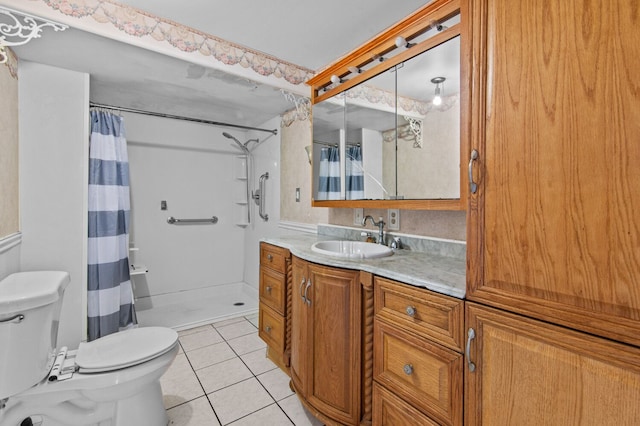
[{"left": 311, "top": 240, "right": 393, "bottom": 259}]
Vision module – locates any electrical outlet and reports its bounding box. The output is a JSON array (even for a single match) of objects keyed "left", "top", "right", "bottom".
[
  {"left": 387, "top": 209, "right": 400, "bottom": 231},
  {"left": 354, "top": 208, "right": 364, "bottom": 226}
]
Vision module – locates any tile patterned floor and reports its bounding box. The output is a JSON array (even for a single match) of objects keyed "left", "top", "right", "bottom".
[{"left": 161, "top": 314, "right": 324, "bottom": 426}]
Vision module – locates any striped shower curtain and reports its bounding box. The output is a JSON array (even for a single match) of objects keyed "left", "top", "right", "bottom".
[
  {"left": 87, "top": 110, "right": 137, "bottom": 341},
  {"left": 346, "top": 145, "right": 364, "bottom": 200},
  {"left": 317, "top": 146, "right": 341, "bottom": 200}
]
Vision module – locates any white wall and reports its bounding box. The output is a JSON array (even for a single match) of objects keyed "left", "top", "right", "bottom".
[
  {"left": 126, "top": 113, "right": 262, "bottom": 298},
  {"left": 18, "top": 61, "right": 89, "bottom": 348},
  {"left": 243, "top": 116, "right": 282, "bottom": 289}
]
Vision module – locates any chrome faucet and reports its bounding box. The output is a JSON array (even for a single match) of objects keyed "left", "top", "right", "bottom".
[{"left": 362, "top": 215, "right": 385, "bottom": 245}]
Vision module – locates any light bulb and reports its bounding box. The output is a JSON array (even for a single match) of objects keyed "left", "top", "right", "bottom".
[
  {"left": 433, "top": 95, "right": 442, "bottom": 106},
  {"left": 330, "top": 75, "right": 341, "bottom": 85}
]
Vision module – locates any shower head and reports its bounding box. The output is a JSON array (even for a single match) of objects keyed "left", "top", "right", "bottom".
[{"left": 222, "top": 132, "right": 249, "bottom": 153}]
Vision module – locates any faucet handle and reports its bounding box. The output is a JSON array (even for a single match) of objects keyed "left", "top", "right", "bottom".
[{"left": 389, "top": 237, "right": 402, "bottom": 250}]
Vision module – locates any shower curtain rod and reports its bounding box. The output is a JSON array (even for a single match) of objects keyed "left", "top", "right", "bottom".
[{"left": 89, "top": 102, "right": 278, "bottom": 135}]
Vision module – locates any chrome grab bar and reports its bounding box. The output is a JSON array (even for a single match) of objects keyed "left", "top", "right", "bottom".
[
  {"left": 0, "top": 314, "right": 24, "bottom": 324},
  {"left": 167, "top": 216, "right": 218, "bottom": 224},
  {"left": 252, "top": 172, "right": 269, "bottom": 221}
]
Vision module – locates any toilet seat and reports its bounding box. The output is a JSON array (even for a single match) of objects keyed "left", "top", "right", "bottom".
[{"left": 75, "top": 327, "right": 178, "bottom": 373}]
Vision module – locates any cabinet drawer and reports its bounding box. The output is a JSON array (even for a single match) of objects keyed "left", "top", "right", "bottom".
[
  {"left": 374, "top": 319, "right": 463, "bottom": 426},
  {"left": 259, "top": 302, "right": 285, "bottom": 353},
  {"left": 260, "top": 266, "right": 286, "bottom": 314},
  {"left": 374, "top": 276, "right": 464, "bottom": 352},
  {"left": 260, "top": 242, "right": 287, "bottom": 274},
  {"left": 373, "top": 382, "right": 440, "bottom": 426}
]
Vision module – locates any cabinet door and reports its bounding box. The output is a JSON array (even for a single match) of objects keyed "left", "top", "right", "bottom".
[
  {"left": 306, "top": 262, "right": 361, "bottom": 425},
  {"left": 290, "top": 256, "right": 309, "bottom": 396},
  {"left": 467, "top": 0, "right": 640, "bottom": 346},
  {"left": 465, "top": 302, "right": 640, "bottom": 425}
]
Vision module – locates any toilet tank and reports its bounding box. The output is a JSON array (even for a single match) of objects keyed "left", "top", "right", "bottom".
[{"left": 0, "top": 271, "right": 70, "bottom": 400}]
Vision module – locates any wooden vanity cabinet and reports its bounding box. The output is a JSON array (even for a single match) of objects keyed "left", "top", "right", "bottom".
[
  {"left": 373, "top": 277, "right": 464, "bottom": 426},
  {"left": 258, "top": 242, "right": 291, "bottom": 371},
  {"left": 290, "top": 255, "right": 369, "bottom": 426}
]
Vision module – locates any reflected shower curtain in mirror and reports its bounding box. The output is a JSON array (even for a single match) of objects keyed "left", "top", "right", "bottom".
[
  {"left": 318, "top": 146, "right": 341, "bottom": 200},
  {"left": 87, "top": 110, "right": 137, "bottom": 341},
  {"left": 346, "top": 145, "right": 364, "bottom": 199}
]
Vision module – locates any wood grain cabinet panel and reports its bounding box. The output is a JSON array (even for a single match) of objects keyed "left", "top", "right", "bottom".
[
  {"left": 373, "top": 383, "right": 440, "bottom": 426},
  {"left": 258, "top": 302, "right": 285, "bottom": 352},
  {"left": 375, "top": 276, "right": 464, "bottom": 352},
  {"left": 466, "top": 303, "right": 640, "bottom": 425},
  {"left": 374, "top": 319, "right": 463, "bottom": 426},
  {"left": 260, "top": 242, "right": 287, "bottom": 274},
  {"left": 466, "top": 0, "right": 640, "bottom": 347},
  {"left": 259, "top": 266, "right": 285, "bottom": 314}
]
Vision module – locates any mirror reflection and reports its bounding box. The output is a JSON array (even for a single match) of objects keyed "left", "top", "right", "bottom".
[{"left": 311, "top": 34, "right": 460, "bottom": 201}]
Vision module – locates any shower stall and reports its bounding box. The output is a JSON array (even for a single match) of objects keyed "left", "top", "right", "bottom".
[{"left": 121, "top": 110, "right": 280, "bottom": 330}]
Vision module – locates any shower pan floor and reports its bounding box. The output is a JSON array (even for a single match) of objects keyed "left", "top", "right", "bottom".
[{"left": 135, "top": 282, "right": 258, "bottom": 331}]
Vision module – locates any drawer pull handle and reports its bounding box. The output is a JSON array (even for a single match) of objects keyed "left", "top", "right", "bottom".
[
  {"left": 266, "top": 286, "right": 272, "bottom": 293},
  {"left": 304, "top": 279, "right": 312, "bottom": 306},
  {"left": 265, "top": 325, "right": 272, "bottom": 333},
  {"left": 466, "top": 328, "right": 476, "bottom": 373},
  {"left": 403, "top": 364, "right": 413, "bottom": 375},
  {"left": 267, "top": 254, "right": 273, "bottom": 262},
  {"left": 405, "top": 306, "right": 416, "bottom": 317},
  {"left": 300, "top": 278, "right": 307, "bottom": 303},
  {"left": 469, "top": 149, "right": 479, "bottom": 194}
]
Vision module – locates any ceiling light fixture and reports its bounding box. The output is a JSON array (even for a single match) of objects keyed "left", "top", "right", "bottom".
[{"left": 431, "top": 76, "right": 445, "bottom": 106}]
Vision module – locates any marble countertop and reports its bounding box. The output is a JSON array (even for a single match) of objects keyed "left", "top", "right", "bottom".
[{"left": 262, "top": 233, "right": 466, "bottom": 299}]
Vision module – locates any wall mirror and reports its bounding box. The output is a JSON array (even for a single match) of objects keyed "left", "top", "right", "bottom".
[{"left": 307, "top": 0, "right": 466, "bottom": 210}]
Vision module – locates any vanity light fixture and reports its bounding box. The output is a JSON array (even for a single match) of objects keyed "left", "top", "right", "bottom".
[
  {"left": 348, "top": 66, "right": 361, "bottom": 74},
  {"left": 330, "top": 74, "right": 343, "bottom": 85},
  {"left": 394, "top": 36, "right": 415, "bottom": 49},
  {"left": 431, "top": 76, "right": 445, "bottom": 106}
]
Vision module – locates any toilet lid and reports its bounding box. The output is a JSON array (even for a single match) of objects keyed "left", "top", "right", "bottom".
[{"left": 75, "top": 327, "right": 178, "bottom": 373}]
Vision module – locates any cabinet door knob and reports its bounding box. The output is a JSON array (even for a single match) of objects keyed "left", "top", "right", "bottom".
[
  {"left": 403, "top": 364, "right": 414, "bottom": 375},
  {"left": 267, "top": 254, "right": 273, "bottom": 262},
  {"left": 266, "top": 286, "right": 272, "bottom": 293},
  {"left": 265, "top": 325, "right": 272, "bottom": 333},
  {"left": 405, "top": 306, "right": 416, "bottom": 317}
]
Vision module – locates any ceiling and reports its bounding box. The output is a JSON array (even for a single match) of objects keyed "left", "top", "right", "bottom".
[{"left": 6, "top": 0, "right": 432, "bottom": 129}]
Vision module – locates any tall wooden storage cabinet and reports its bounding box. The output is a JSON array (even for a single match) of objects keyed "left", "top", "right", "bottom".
[{"left": 466, "top": 0, "right": 640, "bottom": 423}]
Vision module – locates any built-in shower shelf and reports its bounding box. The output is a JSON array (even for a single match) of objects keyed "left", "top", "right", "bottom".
[
  {"left": 130, "top": 264, "right": 148, "bottom": 276},
  {"left": 236, "top": 223, "right": 249, "bottom": 228},
  {"left": 235, "top": 200, "right": 248, "bottom": 205}
]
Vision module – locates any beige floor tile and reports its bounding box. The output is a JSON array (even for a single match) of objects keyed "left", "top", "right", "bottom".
[
  {"left": 240, "top": 348, "right": 278, "bottom": 376},
  {"left": 226, "top": 332, "right": 266, "bottom": 355},
  {"left": 216, "top": 320, "right": 258, "bottom": 340},
  {"left": 185, "top": 341, "right": 236, "bottom": 370},
  {"left": 257, "top": 368, "right": 295, "bottom": 401},
  {"left": 278, "top": 395, "right": 324, "bottom": 426},
  {"left": 179, "top": 327, "right": 224, "bottom": 352},
  {"left": 161, "top": 353, "right": 205, "bottom": 409},
  {"left": 212, "top": 316, "right": 246, "bottom": 328},
  {"left": 167, "top": 396, "right": 221, "bottom": 426},
  {"left": 197, "top": 357, "right": 253, "bottom": 394},
  {"left": 208, "top": 377, "right": 275, "bottom": 425},
  {"left": 227, "top": 403, "right": 293, "bottom": 426},
  {"left": 244, "top": 313, "right": 259, "bottom": 328},
  {"left": 178, "top": 324, "right": 214, "bottom": 337}
]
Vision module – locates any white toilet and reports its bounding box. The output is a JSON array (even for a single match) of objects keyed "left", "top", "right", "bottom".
[{"left": 0, "top": 271, "right": 179, "bottom": 426}]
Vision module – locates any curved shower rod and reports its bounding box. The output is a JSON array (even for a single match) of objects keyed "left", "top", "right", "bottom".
[{"left": 89, "top": 102, "right": 278, "bottom": 135}]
